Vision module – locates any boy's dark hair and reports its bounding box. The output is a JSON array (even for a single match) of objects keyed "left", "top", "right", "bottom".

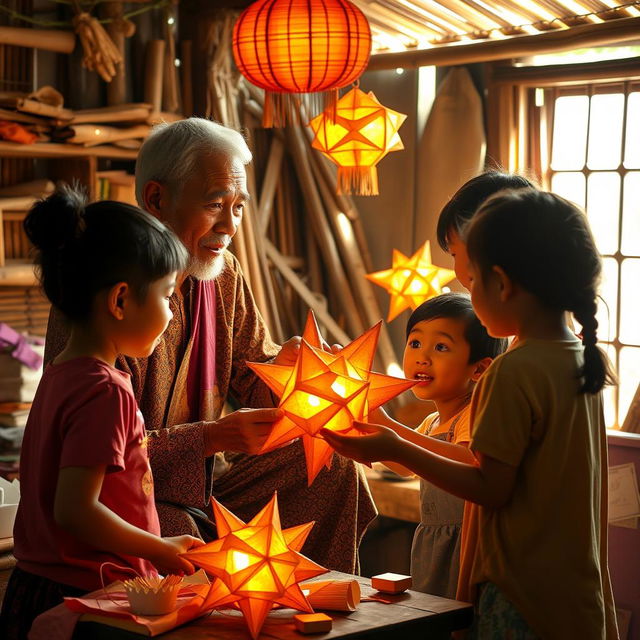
[
  {"left": 406, "top": 292, "right": 508, "bottom": 363},
  {"left": 466, "top": 188, "right": 616, "bottom": 394},
  {"left": 24, "top": 183, "right": 189, "bottom": 322},
  {"left": 436, "top": 171, "right": 535, "bottom": 252}
]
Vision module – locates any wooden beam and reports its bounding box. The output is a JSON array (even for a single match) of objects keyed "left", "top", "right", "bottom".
[
  {"left": 490, "top": 56, "right": 640, "bottom": 85},
  {"left": 367, "top": 16, "right": 640, "bottom": 70}
]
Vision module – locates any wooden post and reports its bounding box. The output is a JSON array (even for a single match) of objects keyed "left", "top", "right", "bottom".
[{"left": 180, "top": 40, "right": 193, "bottom": 117}]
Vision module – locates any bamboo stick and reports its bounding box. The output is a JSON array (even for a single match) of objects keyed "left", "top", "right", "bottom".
[
  {"left": 258, "top": 137, "right": 284, "bottom": 234},
  {"left": 71, "top": 103, "right": 152, "bottom": 124},
  {"left": 103, "top": 2, "right": 126, "bottom": 105},
  {"left": 309, "top": 156, "right": 398, "bottom": 373},
  {"left": 0, "top": 108, "right": 49, "bottom": 125},
  {"left": 0, "top": 26, "right": 75, "bottom": 54},
  {"left": 144, "top": 40, "right": 165, "bottom": 113},
  {"left": 0, "top": 97, "right": 73, "bottom": 120},
  {"left": 265, "top": 239, "right": 349, "bottom": 345},
  {"left": 0, "top": 141, "right": 137, "bottom": 160},
  {"left": 66, "top": 124, "right": 150, "bottom": 146},
  {"left": 285, "top": 124, "right": 364, "bottom": 338},
  {"left": 367, "top": 16, "right": 640, "bottom": 70},
  {"left": 162, "top": 24, "right": 180, "bottom": 114}
]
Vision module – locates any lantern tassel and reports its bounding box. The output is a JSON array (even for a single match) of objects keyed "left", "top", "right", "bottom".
[
  {"left": 263, "top": 92, "right": 300, "bottom": 128},
  {"left": 337, "top": 166, "right": 379, "bottom": 196}
]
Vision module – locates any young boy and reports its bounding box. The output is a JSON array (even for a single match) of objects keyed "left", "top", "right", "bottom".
[{"left": 372, "top": 293, "right": 507, "bottom": 598}]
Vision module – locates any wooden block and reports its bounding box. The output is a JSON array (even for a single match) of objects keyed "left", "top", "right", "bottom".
[
  {"left": 293, "top": 613, "right": 332, "bottom": 634},
  {"left": 371, "top": 572, "right": 413, "bottom": 594}
]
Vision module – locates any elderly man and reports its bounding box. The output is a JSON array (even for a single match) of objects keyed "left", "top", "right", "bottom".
[{"left": 44, "top": 118, "right": 376, "bottom": 572}]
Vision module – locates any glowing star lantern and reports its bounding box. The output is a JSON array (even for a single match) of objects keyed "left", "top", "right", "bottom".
[
  {"left": 248, "top": 311, "right": 416, "bottom": 485},
  {"left": 233, "top": 0, "right": 371, "bottom": 127},
  {"left": 309, "top": 86, "right": 407, "bottom": 196},
  {"left": 181, "top": 493, "right": 327, "bottom": 639},
  {"left": 366, "top": 241, "right": 457, "bottom": 322}
]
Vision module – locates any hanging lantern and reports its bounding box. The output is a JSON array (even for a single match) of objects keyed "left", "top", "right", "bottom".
[
  {"left": 309, "top": 86, "right": 406, "bottom": 195},
  {"left": 248, "top": 311, "right": 416, "bottom": 485},
  {"left": 232, "top": 0, "right": 371, "bottom": 127},
  {"left": 366, "top": 241, "right": 457, "bottom": 322},
  {"left": 181, "top": 493, "right": 327, "bottom": 640}
]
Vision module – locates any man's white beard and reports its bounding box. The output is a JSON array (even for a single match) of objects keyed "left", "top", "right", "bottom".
[{"left": 186, "top": 253, "right": 226, "bottom": 280}]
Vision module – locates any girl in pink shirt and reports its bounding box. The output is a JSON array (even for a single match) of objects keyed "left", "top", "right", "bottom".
[{"left": 0, "top": 185, "right": 202, "bottom": 640}]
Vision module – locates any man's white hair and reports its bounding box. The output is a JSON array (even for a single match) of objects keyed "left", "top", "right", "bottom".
[{"left": 135, "top": 118, "right": 252, "bottom": 207}]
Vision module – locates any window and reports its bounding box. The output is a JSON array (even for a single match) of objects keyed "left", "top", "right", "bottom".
[{"left": 542, "top": 81, "right": 640, "bottom": 428}]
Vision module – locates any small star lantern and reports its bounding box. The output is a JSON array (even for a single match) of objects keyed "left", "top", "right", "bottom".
[
  {"left": 366, "top": 241, "right": 457, "bottom": 322},
  {"left": 309, "top": 86, "right": 406, "bottom": 195}
]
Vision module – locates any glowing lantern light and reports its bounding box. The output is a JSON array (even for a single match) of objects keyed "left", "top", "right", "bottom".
[
  {"left": 233, "top": 0, "right": 371, "bottom": 127},
  {"left": 181, "top": 493, "right": 327, "bottom": 639},
  {"left": 248, "top": 310, "right": 416, "bottom": 485},
  {"left": 309, "top": 86, "right": 407, "bottom": 195},
  {"left": 366, "top": 240, "right": 457, "bottom": 322}
]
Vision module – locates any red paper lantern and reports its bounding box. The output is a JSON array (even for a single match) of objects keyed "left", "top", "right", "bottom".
[{"left": 233, "top": 0, "right": 371, "bottom": 127}]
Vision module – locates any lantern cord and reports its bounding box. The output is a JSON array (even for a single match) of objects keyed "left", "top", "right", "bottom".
[{"left": 337, "top": 167, "right": 379, "bottom": 196}]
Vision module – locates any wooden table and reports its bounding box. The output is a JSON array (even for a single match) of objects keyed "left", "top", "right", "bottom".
[{"left": 73, "top": 571, "right": 473, "bottom": 640}]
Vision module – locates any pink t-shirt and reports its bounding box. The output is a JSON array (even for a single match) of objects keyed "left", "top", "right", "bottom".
[{"left": 14, "top": 357, "right": 161, "bottom": 591}]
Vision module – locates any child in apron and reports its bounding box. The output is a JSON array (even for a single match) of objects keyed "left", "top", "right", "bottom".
[{"left": 370, "top": 293, "right": 507, "bottom": 598}]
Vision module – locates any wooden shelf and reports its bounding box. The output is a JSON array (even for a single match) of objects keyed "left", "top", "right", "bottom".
[
  {"left": 0, "top": 141, "right": 137, "bottom": 160},
  {"left": 0, "top": 261, "right": 37, "bottom": 287}
]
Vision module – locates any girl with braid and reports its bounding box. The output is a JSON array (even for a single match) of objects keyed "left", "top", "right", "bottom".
[{"left": 325, "top": 189, "right": 618, "bottom": 639}]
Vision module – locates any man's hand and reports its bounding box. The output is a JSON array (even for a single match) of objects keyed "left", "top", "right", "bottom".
[
  {"left": 205, "top": 408, "right": 283, "bottom": 456},
  {"left": 274, "top": 336, "right": 342, "bottom": 367},
  {"left": 321, "top": 421, "right": 401, "bottom": 465}
]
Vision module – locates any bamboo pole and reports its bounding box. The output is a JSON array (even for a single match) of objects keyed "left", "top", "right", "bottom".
[
  {"left": 102, "top": 2, "right": 126, "bottom": 105},
  {"left": 258, "top": 137, "right": 284, "bottom": 233},
  {"left": 0, "top": 26, "right": 75, "bottom": 54},
  {"left": 144, "top": 40, "right": 165, "bottom": 113},
  {"left": 265, "top": 239, "right": 350, "bottom": 345},
  {"left": 286, "top": 125, "right": 365, "bottom": 339},
  {"left": 367, "top": 16, "right": 640, "bottom": 70}
]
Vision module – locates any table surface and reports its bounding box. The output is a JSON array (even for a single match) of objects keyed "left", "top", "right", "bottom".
[{"left": 75, "top": 571, "right": 473, "bottom": 640}]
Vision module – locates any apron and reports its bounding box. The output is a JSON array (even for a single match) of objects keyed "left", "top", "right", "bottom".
[{"left": 410, "top": 414, "right": 464, "bottom": 599}]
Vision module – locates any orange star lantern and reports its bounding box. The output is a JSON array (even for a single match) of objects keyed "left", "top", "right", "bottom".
[
  {"left": 248, "top": 311, "right": 416, "bottom": 485},
  {"left": 309, "top": 86, "right": 407, "bottom": 195},
  {"left": 181, "top": 493, "right": 327, "bottom": 639},
  {"left": 366, "top": 241, "right": 457, "bottom": 322}
]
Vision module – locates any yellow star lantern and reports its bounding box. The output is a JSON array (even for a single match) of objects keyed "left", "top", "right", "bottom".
[
  {"left": 309, "top": 86, "right": 406, "bottom": 196},
  {"left": 366, "top": 241, "right": 457, "bottom": 322},
  {"left": 248, "top": 311, "right": 416, "bottom": 485},
  {"left": 181, "top": 493, "right": 327, "bottom": 639}
]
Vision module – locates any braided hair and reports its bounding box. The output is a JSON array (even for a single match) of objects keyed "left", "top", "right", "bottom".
[{"left": 465, "top": 188, "right": 615, "bottom": 394}]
